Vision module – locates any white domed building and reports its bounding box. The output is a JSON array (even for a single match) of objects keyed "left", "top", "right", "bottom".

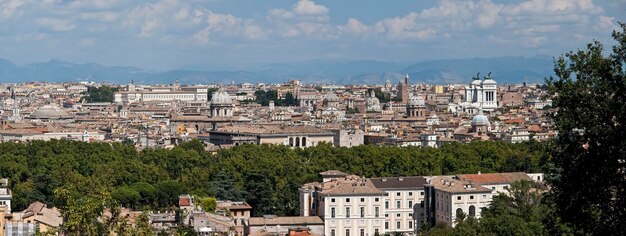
[
  {"left": 462, "top": 73, "right": 498, "bottom": 113},
  {"left": 323, "top": 93, "right": 340, "bottom": 108},
  {"left": 209, "top": 89, "right": 233, "bottom": 118},
  {"left": 365, "top": 91, "right": 382, "bottom": 112},
  {"left": 29, "top": 104, "right": 74, "bottom": 122},
  {"left": 471, "top": 108, "right": 490, "bottom": 134}
]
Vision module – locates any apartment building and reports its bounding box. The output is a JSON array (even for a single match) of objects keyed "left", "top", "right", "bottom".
[
  {"left": 424, "top": 172, "right": 540, "bottom": 227},
  {"left": 300, "top": 172, "right": 387, "bottom": 236},
  {"left": 300, "top": 171, "right": 429, "bottom": 236},
  {"left": 0, "top": 179, "right": 11, "bottom": 214},
  {"left": 425, "top": 176, "right": 492, "bottom": 227},
  {"left": 370, "top": 176, "right": 428, "bottom": 234},
  {"left": 301, "top": 171, "right": 544, "bottom": 235}
]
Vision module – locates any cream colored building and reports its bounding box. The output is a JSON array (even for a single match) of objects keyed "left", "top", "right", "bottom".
[
  {"left": 209, "top": 124, "right": 335, "bottom": 147},
  {"left": 428, "top": 176, "right": 492, "bottom": 227},
  {"left": 424, "top": 172, "right": 539, "bottom": 227},
  {"left": 0, "top": 130, "right": 105, "bottom": 143},
  {"left": 0, "top": 179, "right": 11, "bottom": 214},
  {"left": 300, "top": 171, "right": 430, "bottom": 236},
  {"left": 370, "top": 177, "right": 428, "bottom": 235},
  {"left": 114, "top": 86, "right": 209, "bottom": 103}
]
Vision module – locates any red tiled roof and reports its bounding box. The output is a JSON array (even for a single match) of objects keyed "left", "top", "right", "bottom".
[
  {"left": 457, "top": 172, "right": 531, "bottom": 185},
  {"left": 179, "top": 197, "right": 190, "bottom": 207}
]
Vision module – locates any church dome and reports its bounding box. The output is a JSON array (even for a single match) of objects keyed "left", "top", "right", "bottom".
[
  {"left": 471, "top": 111, "right": 489, "bottom": 125},
  {"left": 366, "top": 92, "right": 381, "bottom": 112},
  {"left": 211, "top": 90, "right": 232, "bottom": 105},
  {"left": 30, "top": 104, "right": 72, "bottom": 119},
  {"left": 324, "top": 93, "right": 339, "bottom": 102},
  {"left": 366, "top": 94, "right": 380, "bottom": 106},
  {"left": 408, "top": 96, "right": 425, "bottom": 106}
]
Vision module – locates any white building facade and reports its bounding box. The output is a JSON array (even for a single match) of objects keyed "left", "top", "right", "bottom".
[{"left": 462, "top": 74, "right": 498, "bottom": 113}]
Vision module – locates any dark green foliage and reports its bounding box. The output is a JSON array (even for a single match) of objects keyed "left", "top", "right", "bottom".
[
  {"left": 254, "top": 90, "right": 298, "bottom": 106},
  {"left": 368, "top": 88, "right": 397, "bottom": 103},
  {"left": 112, "top": 186, "right": 141, "bottom": 208},
  {"left": 0, "top": 139, "right": 547, "bottom": 216},
  {"left": 478, "top": 180, "right": 547, "bottom": 236},
  {"left": 81, "top": 85, "right": 119, "bottom": 103},
  {"left": 206, "top": 88, "right": 219, "bottom": 101},
  {"left": 546, "top": 22, "right": 626, "bottom": 235},
  {"left": 428, "top": 180, "right": 556, "bottom": 236}
]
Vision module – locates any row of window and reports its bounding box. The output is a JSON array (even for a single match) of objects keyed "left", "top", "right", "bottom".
[
  {"left": 330, "top": 228, "right": 378, "bottom": 236},
  {"left": 330, "top": 198, "right": 423, "bottom": 210},
  {"left": 331, "top": 206, "right": 380, "bottom": 218},
  {"left": 455, "top": 194, "right": 488, "bottom": 201},
  {"left": 331, "top": 197, "right": 379, "bottom": 203},
  {"left": 329, "top": 191, "right": 425, "bottom": 204},
  {"left": 142, "top": 94, "right": 199, "bottom": 99},
  {"left": 456, "top": 206, "right": 477, "bottom": 217},
  {"left": 330, "top": 206, "right": 422, "bottom": 219},
  {"left": 329, "top": 220, "right": 415, "bottom": 236}
]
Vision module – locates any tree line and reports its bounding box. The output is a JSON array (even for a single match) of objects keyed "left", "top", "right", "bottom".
[{"left": 0, "top": 140, "right": 549, "bottom": 216}]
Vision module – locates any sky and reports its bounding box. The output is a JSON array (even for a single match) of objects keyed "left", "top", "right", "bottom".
[{"left": 0, "top": 0, "right": 624, "bottom": 70}]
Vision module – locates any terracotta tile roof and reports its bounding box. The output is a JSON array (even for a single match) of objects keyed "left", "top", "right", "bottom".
[
  {"left": 456, "top": 172, "right": 531, "bottom": 185},
  {"left": 215, "top": 124, "right": 333, "bottom": 135},
  {"left": 179, "top": 197, "right": 191, "bottom": 207},
  {"left": 248, "top": 216, "right": 323, "bottom": 226},
  {"left": 320, "top": 175, "right": 385, "bottom": 196},
  {"left": 430, "top": 176, "right": 492, "bottom": 194}
]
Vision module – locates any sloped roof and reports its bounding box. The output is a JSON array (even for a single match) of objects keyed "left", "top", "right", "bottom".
[
  {"left": 430, "top": 176, "right": 492, "bottom": 194},
  {"left": 320, "top": 175, "right": 385, "bottom": 196},
  {"left": 456, "top": 172, "right": 532, "bottom": 185},
  {"left": 369, "top": 176, "right": 428, "bottom": 190},
  {"left": 319, "top": 170, "right": 348, "bottom": 177},
  {"left": 248, "top": 216, "right": 323, "bottom": 226}
]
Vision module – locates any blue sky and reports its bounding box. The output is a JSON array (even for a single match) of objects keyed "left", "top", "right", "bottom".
[{"left": 0, "top": 0, "right": 624, "bottom": 70}]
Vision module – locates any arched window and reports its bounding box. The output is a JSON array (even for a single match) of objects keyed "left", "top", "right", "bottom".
[
  {"left": 302, "top": 137, "right": 307, "bottom": 147},
  {"left": 456, "top": 208, "right": 463, "bottom": 216},
  {"left": 289, "top": 137, "right": 293, "bottom": 147},
  {"left": 469, "top": 205, "right": 476, "bottom": 218},
  {"left": 295, "top": 137, "right": 300, "bottom": 147}
]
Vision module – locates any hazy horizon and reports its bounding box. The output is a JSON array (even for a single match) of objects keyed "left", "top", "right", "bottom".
[{"left": 0, "top": 0, "right": 623, "bottom": 70}]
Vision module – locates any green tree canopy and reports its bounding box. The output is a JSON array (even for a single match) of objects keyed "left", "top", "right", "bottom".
[
  {"left": 81, "top": 85, "right": 119, "bottom": 103},
  {"left": 547, "top": 22, "right": 626, "bottom": 235}
]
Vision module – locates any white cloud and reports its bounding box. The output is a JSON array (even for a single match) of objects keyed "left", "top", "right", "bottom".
[
  {"left": 125, "top": 0, "right": 180, "bottom": 37},
  {"left": 174, "top": 7, "right": 189, "bottom": 21},
  {"left": 36, "top": 18, "right": 76, "bottom": 32},
  {"left": 595, "top": 15, "right": 615, "bottom": 30},
  {"left": 79, "top": 38, "right": 96, "bottom": 47},
  {"left": 293, "top": 0, "right": 328, "bottom": 16},
  {"left": 374, "top": 13, "right": 436, "bottom": 40},
  {"left": 80, "top": 11, "right": 119, "bottom": 22},
  {"left": 193, "top": 11, "right": 266, "bottom": 43},
  {"left": 338, "top": 18, "right": 370, "bottom": 36},
  {"left": 69, "top": 0, "right": 125, "bottom": 10},
  {"left": 1, "top": 0, "right": 26, "bottom": 18},
  {"left": 267, "top": 8, "right": 294, "bottom": 21}
]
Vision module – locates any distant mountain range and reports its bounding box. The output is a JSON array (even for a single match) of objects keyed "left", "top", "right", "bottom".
[{"left": 0, "top": 56, "right": 555, "bottom": 85}]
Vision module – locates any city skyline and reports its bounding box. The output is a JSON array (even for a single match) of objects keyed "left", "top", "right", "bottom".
[{"left": 0, "top": 0, "right": 624, "bottom": 70}]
